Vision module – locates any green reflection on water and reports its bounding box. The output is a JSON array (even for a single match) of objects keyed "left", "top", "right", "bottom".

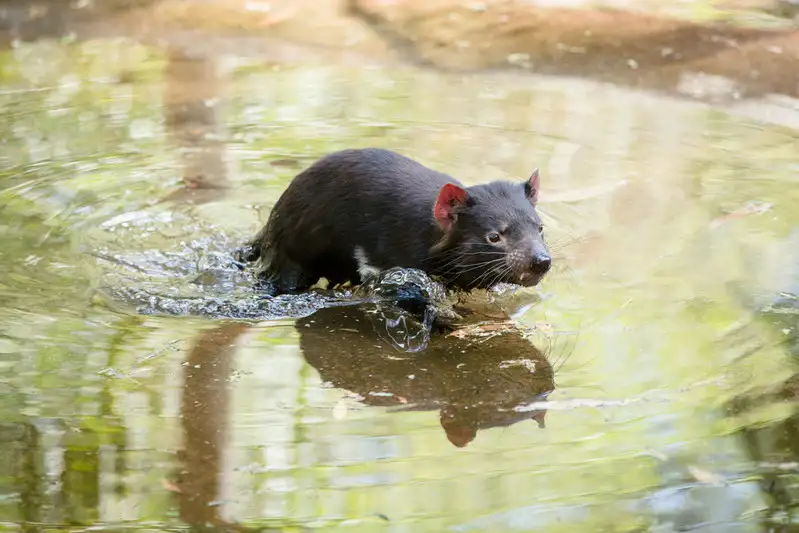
[{"left": 0, "top": 36, "right": 797, "bottom": 532}]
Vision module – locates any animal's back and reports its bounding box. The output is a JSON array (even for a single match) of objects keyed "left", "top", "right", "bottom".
[
  {"left": 257, "top": 148, "right": 461, "bottom": 289},
  {"left": 302, "top": 148, "right": 457, "bottom": 205}
]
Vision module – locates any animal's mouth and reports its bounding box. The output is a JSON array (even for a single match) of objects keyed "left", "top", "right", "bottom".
[{"left": 517, "top": 272, "right": 546, "bottom": 287}]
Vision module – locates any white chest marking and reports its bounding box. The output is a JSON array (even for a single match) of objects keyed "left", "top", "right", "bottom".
[{"left": 354, "top": 246, "right": 381, "bottom": 281}]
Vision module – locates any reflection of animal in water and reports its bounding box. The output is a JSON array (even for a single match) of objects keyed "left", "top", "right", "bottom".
[{"left": 296, "top": 305, "right": 554, "bottom": 448}]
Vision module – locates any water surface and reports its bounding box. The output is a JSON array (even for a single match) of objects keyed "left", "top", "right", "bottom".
[{"left": 1, "top": 35, "right": 798, "bottom": 533}]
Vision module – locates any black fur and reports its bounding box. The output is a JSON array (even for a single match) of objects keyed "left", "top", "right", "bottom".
[{"left": 247, "top": 148, "right": 551, "bottom": 294}]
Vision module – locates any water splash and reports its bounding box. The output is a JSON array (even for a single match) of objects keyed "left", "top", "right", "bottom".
[{"left": 91, "top": 218, "right": 457, "bottom": 353}]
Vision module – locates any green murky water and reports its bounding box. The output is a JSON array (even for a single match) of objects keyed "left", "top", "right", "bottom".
[{"left": 1, "top": 33, "right": 799, "bottom": 533}]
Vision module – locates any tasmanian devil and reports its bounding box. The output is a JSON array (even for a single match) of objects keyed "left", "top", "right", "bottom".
[{"left": 243, "top": 148, "right": 552, "bottom": 294}]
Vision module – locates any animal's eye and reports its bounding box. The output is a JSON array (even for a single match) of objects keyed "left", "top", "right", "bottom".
[
  {"left": 486, "top": 232, "right": 502, "bottom": 244},
  {"left": 538, "top": 224, "right": 544, "bottom": 234}
]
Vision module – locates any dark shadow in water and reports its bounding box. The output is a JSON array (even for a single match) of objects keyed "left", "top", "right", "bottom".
[
  {"left": 161, "top": 46, "right": 231, "bottom": 202},
  {"left": 727, "top": 294, "right": 799, "bottom": 531},
  {"left": 15, "top": 423, "right": 41, "bottom": 533},
  {"left": 733, "top": 378, "right": 799, "bottom": 532},
  {"left": 1, "top": 422, "right": 41, "bottom": 533},
  {"left": 175, "top": 322, "right": 248, "bottom": 530},
  {"left": 61, "top": 427, "right": 100, "bottom": 525},
  {"left": 173, "top": 322, "right": 309, "bottom": 532},
  {"left": 296, "top": 304, "right": 555, "bottom": 448}
]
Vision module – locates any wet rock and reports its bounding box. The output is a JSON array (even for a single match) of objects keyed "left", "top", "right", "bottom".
[{"left": 356, "top": 266, "right": 461, "bottom": 326}]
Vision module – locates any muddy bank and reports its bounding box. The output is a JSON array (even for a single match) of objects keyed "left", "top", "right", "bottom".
[
  {"left": 3, "top": 0, "right": 798, "bottom": 101},
  {"left": 0, "top": 0, "right": 400, "bottom": 65},
  {"left": 349, "top": 0, "right": 799, "bottom": 100}
]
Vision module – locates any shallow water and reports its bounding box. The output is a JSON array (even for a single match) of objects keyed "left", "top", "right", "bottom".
[{"left": 1, "top": 33, "right": 799, "bottom": 533}]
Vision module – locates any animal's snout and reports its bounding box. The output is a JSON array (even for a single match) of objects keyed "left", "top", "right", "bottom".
[{"left": 530, "top": 252, "right": 551, "bottom": 275}]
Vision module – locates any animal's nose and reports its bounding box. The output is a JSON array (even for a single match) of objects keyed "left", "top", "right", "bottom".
[{"left": 531, "top": 253, "right": 551, "bottom": 275}]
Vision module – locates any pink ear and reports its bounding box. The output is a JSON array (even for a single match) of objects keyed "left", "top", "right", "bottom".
[
  {"left": 434, "top": 183, "right": 469, "bottom": 230},
  {"left": 525, "top": 168, "right": 540, "bottom": 204}
]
